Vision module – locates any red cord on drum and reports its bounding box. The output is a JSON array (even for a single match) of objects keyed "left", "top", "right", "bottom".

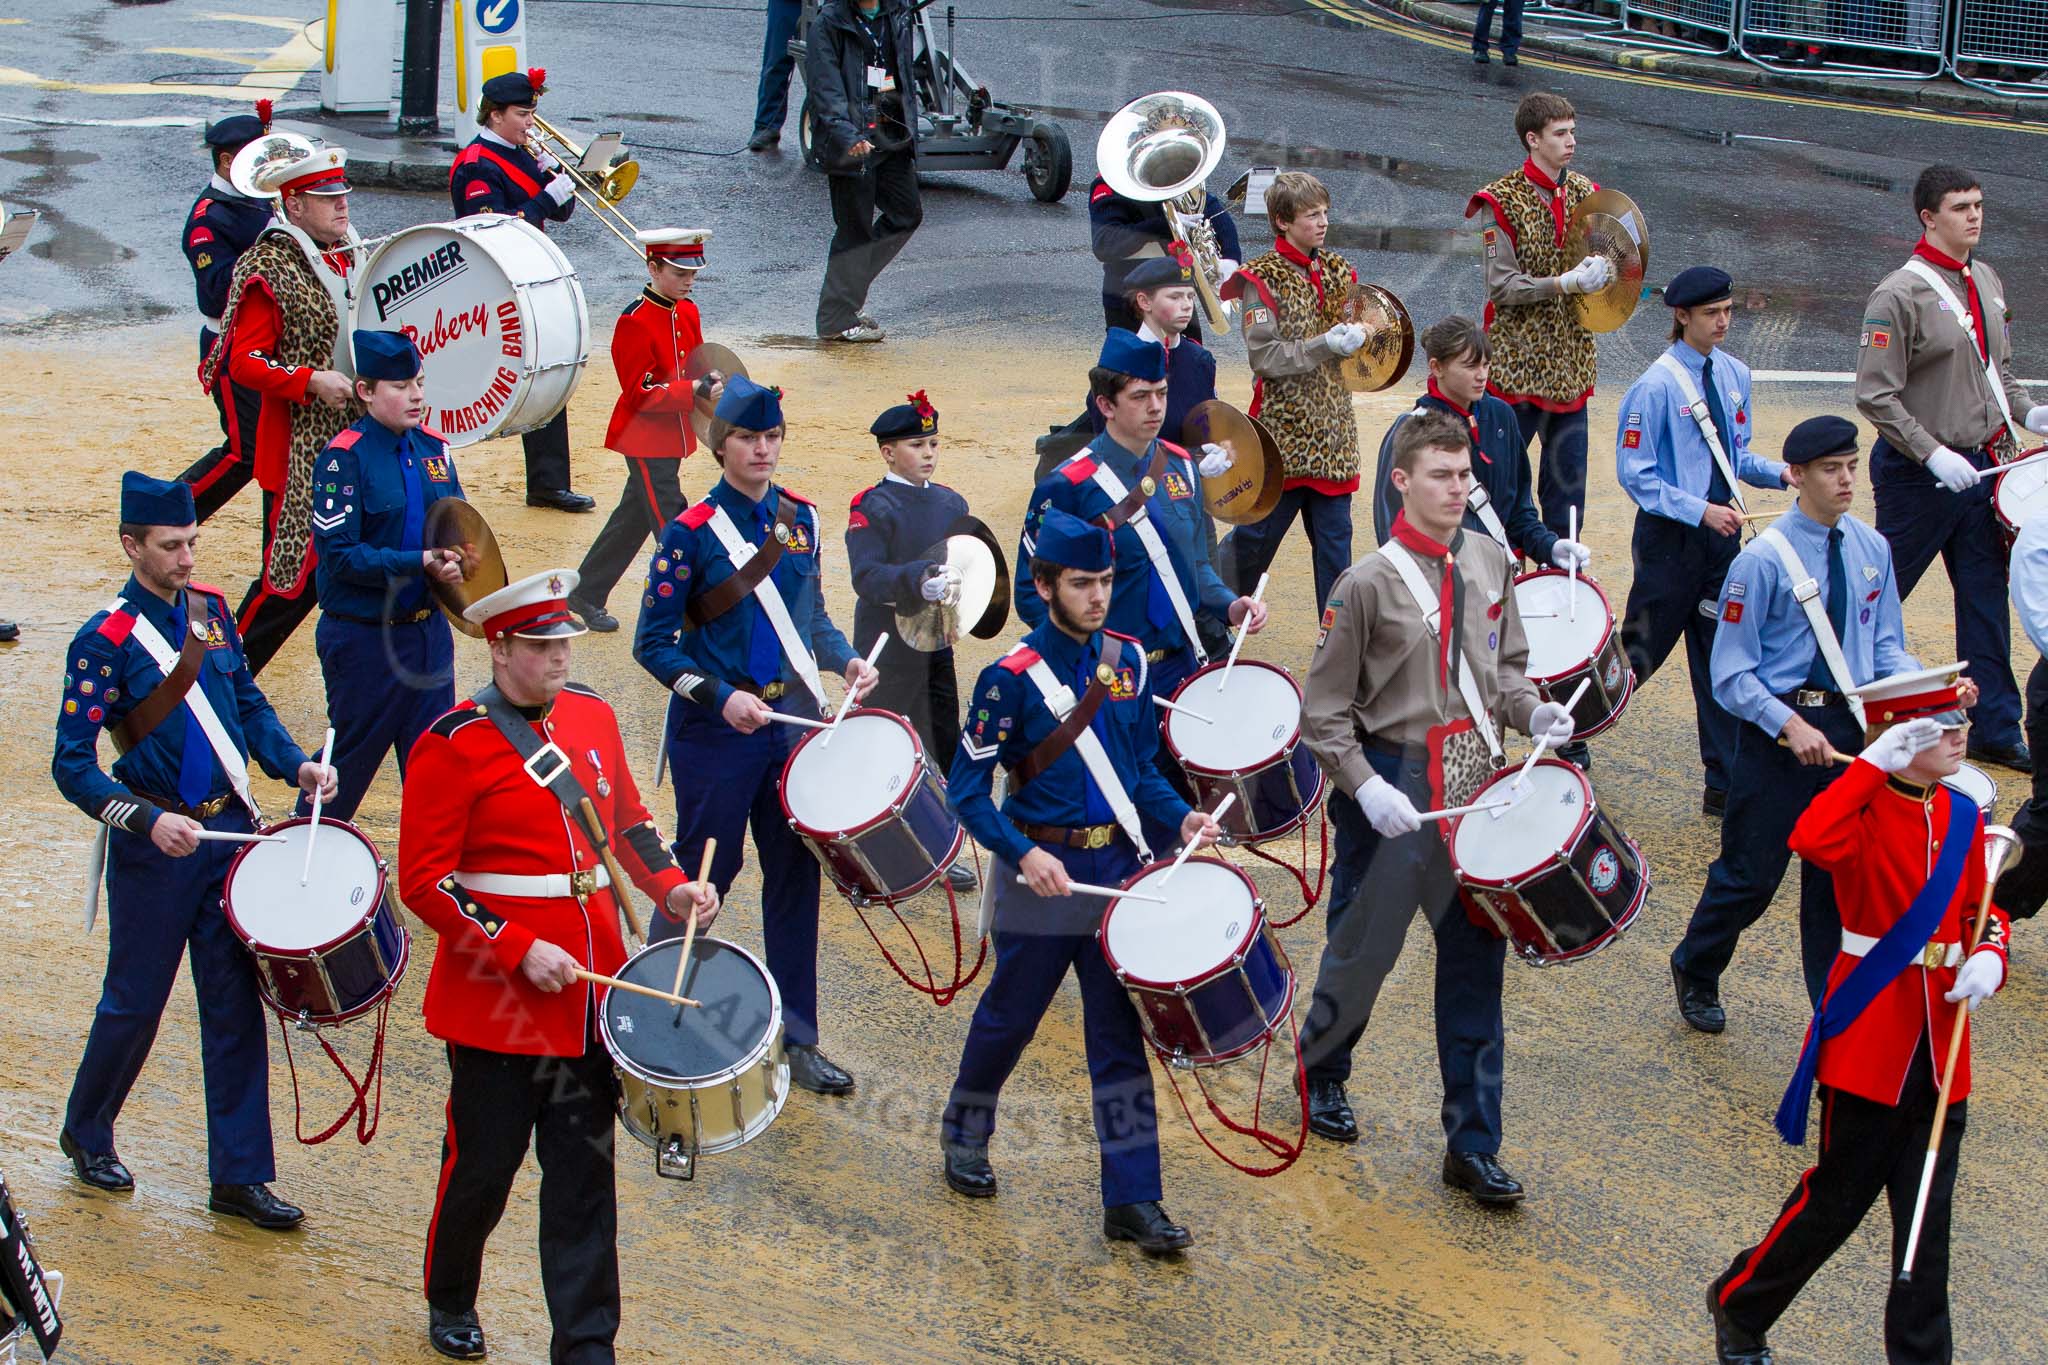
[
  {"left": 843, "top": 841, "right": 989, "bottom": 1007},
  {"left": 1248, "top": 806, "right": 1331, "bottom": 930},
  {"left": 1158, "top": 1010, "right": 1310, "bottom": 1177},
  {"left": 276, "top": 993, "right": 393, "bottom": 1146}
]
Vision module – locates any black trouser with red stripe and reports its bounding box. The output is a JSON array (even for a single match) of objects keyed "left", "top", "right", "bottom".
[
  {"left": 1713, "top": 1046, "right": 1962, "bottom": 1362},
  {"left": 424, "top": 1035, "right": 620, "bottom": 1364},
  {"left": 233, "top": 490, "right": 319, "bottom": 677},
  {"left": 179, "top": 331, "right": 263, "bottom": 523},
  {"left": 575, "top": 457, "right": 687, "bottom": 610}
]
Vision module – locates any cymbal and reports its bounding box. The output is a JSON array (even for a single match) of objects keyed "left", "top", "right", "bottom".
[
  {"left": 894, "top": 515, "right": 1011, "bottom": 651},
  {"left": 1564, "top": 188, "right": 1649, "bottom": 334},
  {"left": 1337, "top": 283, "right": 1416, "bottom": 393},
  {"left": 1182, "top": 399, "right": 1282, "bottom": 525},
  {"left": 422, "top": 499, "right": 509, "bottom": 638},
  {"left": 684, "top": 343, "right": 749, "bottom": 446}
]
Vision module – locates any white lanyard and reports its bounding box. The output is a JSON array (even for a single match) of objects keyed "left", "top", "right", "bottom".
[
  {"left": 268, "top": 223, "right": 360, "bottom": 377},
  {"left": 704, "top": 504, "right": 831, "bottom": 712},
  {"left": 119, "top": 596, "right": 261, "bottom": 818},
  {"left": 1087, "top": 457, "right": 1208, "bottom": 665},
  {"left": 1902, "top": 257, "right": 2015, "bottom": 436},
  {"left": 1019, "top": 649, "right": 1153, "bottom": 861},
  {"left": 1756, "top": 526, "right": 1867, "bottom": 728},
  {"left": 1465, "top": 485, "right": 1511, "bottom": 554},
  {"left": 1654, "top": 351, "right": 1747, "bottom": 514},
  {"left": 1375, "top": 543, "right": 1503, "bottom": 760}
]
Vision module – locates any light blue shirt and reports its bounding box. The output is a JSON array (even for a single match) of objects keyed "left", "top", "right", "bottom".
[
  {"left": 1616, "top": 343, "right": 1787, "bottom": 526},
  {"left": 2011, "top": 516, "right": 2048, "bottom": 657},
  {"left": 1710, "top": 504, "right": 1915, "bottom": 737}
]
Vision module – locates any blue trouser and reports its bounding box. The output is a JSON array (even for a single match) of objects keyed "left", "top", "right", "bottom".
[
  {"left": 66, "top": 806, "right": 275, "bottom": 1183},
  {"left": 1302, "top": 748, "right": 1506, "bottom": 1155},
  {"left": 1508, "top": 401, "right": 1589, "bottom": 540},
  {"left": 1672, "top": 700, "right": 1862, "bottom": 1006},
  {"left": 1619, "top": 510, "right": 1742, "bottom": 794},
  {"left": 942, "top": 843, "right": 1163, "bottom": 1207},
  {"left": 299, "top": 613, "right": 455, "bottom": 823},
  {"left": 751, "top": 0, "right": 804, "bottom": 136},
  {"left": 655, "top": 696, "right": 823, "bottom": 1047},
  {"left": 1871, "top": 436, "right": 2023, "bottom": 746},
  {"left": 1219, "top": 487, "right": 1353, "bottom": 619},
  {"left": 1473, "top": 0, "right": 1524, "bottom": 53}
]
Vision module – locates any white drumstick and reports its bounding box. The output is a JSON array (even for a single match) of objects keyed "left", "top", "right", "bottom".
[
  {"left": 1988, "top": 447, "right": 2048, "bottom": 479},
  {"left": 763, "top": 712, "right": 831, "bottom": 730},
  {"left": 1161, "top": 793, "right": 1235, "bottom": 885},
  {"left": 1013, "top": 875, "right": 1167, "bottom": 904},
  {"left": 822, "top": 633, "right": 888, "bottom": 748},
  {"left": 193, "top": 830, "right": 289, "bottom": 844},
  {"left": 1216, "top": 572, "right": 1269, "bottom": 693},
  {"left": 1153, "top": 694, "right": 1214, "bottom": 724},
  {"left": 1567, "top": 507, "right": 1579, "bottom": 623},
  {"left": 300, "top": 726, "right": 335, "bottom": 886},
  {"left": 1505, "top": 676, "right": 1593, "bottom": 803},
  {"left": 1415, "top": 799, "right": 1512, "bottom": 824}
]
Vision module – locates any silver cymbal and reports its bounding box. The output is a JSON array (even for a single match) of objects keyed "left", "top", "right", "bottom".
[{"left": 894, "top": 522, "right": 1009, "bottom": 651}]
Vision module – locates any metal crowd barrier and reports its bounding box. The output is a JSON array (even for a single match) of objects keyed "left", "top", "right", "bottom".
[
  {"left": 1950, "top": 0, "right": 2048, "bottom": 95},
  {"left": 1604, "top": 0, "right": 1739, "bottom": 56},
  {"left": 1737, "top": 0, "right": 1949, "bottom": 80}
]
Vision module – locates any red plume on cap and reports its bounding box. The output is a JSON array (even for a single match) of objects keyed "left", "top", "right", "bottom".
[
  {"left": 907, "top": 389, "right": 934, "bottom": 418},
  {"left": 527, "top": 67, "right": 547, "bottom": 93},
  {"left": 254, "top": 98, "right": 273, "bottom": 130}
]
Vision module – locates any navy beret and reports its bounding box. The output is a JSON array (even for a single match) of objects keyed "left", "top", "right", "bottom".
[
  {"left": 1097, "top": 326, "right": 1167, "bottom": 382},
  {"left": 1124, "top": 256, "right": 1196, "bottom": 293},
  {"left": 480, "top": 67, "right": 546, "bottom": 106},
  {"left": 870, "top": 390, "right": 938, "bottom": 441},
  {"left": 714, "top": 375, "right": 784, "bottom": 432},
  {"left": 353, "top": 329, "right": 423, "bottom": 382},
  {"left": 1032, "top": 507, "right": 1113, "bottom": 573},
  {"left": 1784, "top": 415, "right": 1859, "bottom": 465},
  {"left": 204, "top": 114, "right": 265, "bottom": 150},
  {"left": 1666, "top": 266, "right": 1733, "bottom": 310},
  {"left": 121, "top": 470, "right": 197, "bottom": 527}
]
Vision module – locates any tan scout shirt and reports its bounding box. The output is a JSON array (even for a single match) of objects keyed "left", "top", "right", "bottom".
[
  {"left": 1856, "top": 253, "right": 2033, "bottom": 460},
  {"left": 1242, "top": 252, "right": 1340, "bottom": 379},
  {"left": 1303, "top": 535, "right": 1542, "bottom": 800},
  {"left": 1482, "top": 229, "right": 1568, "bottom": 307}
]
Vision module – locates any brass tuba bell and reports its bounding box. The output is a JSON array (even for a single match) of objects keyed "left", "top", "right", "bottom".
[{"left": 1097, "top": 92, "right": 1235, "bottom": 332}]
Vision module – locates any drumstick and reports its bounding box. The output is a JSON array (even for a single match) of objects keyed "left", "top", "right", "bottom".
[
  {"left": 1215, "top": 572, "right": 1269, "bottom": 693},
  {"left": 577, "top": 797, "right": 647, "bottom": 943},
  {"left": 762, "top": 712, "right": 831, "bottom": 730},
  {"left": 1988, "top": 447, "right": 2048, "bottom": 479},
  {"left": 670, "top": 840, "right": 715, "bottom": 1024},
  {"left": 1566, "top": 507, "right": 1579, "bottom": 623},
  {"left": 572, "top": 966, "right": 697, "bottom": 1009},
  {"left": 1504, "top": 677, "right": 1593, "bottom": 806},
  {"left": 299, "top": 726, "right": 335, "bottom": 886},
  {"left": 1013, "top": 875, "right": 1167, "bottom": 904},
  {"left": 822, "top": 633, "right": 888, "bottom": 748},
  {"left": 1415, "top": 798, "right": 1514, "bottom": 824},
  {"left": 1776, "top": 738, "right": 1854, "bottom": 765},
  {"left": 1161, "top": 793, "right": 1235, "bottom": 885},
  {"left": 1153, "top": 694, "right": 1214, "bottom": 724},
  {"left": 192, "top": 830, "right": 289, "bottom": 844}
]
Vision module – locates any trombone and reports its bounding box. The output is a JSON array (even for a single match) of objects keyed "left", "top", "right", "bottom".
[{"left": 529, "top": 114, "right": 645, "bottom": 258}]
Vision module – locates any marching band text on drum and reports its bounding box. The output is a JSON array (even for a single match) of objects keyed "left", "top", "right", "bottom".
[
  {"left": 435, "top": 364, "right": 523, "bottom": 435},
  {"left": 369, "top": 240, "right": 470, "bottom": 321},
  {"left": 403, "top": 303, "right": 491, "bottom": 358}
]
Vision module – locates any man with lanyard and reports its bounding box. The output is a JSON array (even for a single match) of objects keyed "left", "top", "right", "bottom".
[
  {"left": 1858, "top": 163, "right": 2048, "bottom": 774},
  {"left": 449, "top": 68, "right": 593, "bottom": 515},
  {"left": 1016, "top": 328, "right": 1266, "bottom": 844},
  {"left": 940, "top": 507, "right": 1222, "bottom": 1254},
  {"left": 53, "top": 472, "right": 333, "bottom": 1229},
  {"left": 200, "top": 137, "right": 362, "bottom": 676},
  {"left": 1299, "top": 411, "right": 1572, "bottom": 1203},
  {"left": 1669, "top": 417, "right": 1950, "bottom": 1033},
  {"left": 177, "top": 100, "right": 274, "bottom": 523},
  {"left": 1708, "top": 670, "right": 2011, "bottom": 1365},
  {"left": 1088, "top": 175, "right": 1239, "bottom": 340},
  {"left": 305, "top": 330, "right": 465, "bottom": 823},
  {"left": 1464, "top": 91, "right": 1613, "bottom": 537},
  {"left": 1615, "top": 267, "right": 1789, "bottom": 817},
  {"left": 633, "top": 377, "right": 877, "bottom": 1097},
  {"left": 401, "top": 569, "right": 717, "bottom": 1362},
  {"left": 1996, "top": 515, "right": 2048, "bottom": 918}
]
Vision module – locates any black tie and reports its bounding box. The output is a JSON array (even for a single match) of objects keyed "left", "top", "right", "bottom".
[
  {"left": 1701, "top": 355, "right": 1733, "bottom": 506},
  {"left": 1805, "top": 527, "right": 1848, "bottom": 689}
]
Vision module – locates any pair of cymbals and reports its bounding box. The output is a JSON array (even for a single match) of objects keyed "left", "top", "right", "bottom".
[
  {"left": 894, "top": 516, "right": 1013, "bottom": 652},
  {"left": 1182, "top": 399, "right": 1285, "bottom": 526},
  {"left": 1564, "top": 187, "right": 1650, "bottom": 334},
  {"left": 1337, "top": 284, "right": 1417, "bottom": 394},
  {"left": 423, "top": 499, "right": 512, "bottom": 637},
  {"left": 684, "top": 343, "right": 749, "bottom": 445}
]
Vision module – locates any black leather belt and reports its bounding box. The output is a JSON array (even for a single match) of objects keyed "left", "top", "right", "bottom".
[
  {"left": 730, "top": 679, "right": 788, "bottom": 701},
  {"left": 324, "top": 605, "right": 435, "bottom": 626},
  {"left": 1362, "top": 734, "right": 1429, "bottom": 763},
  {"left": 133, "top": 789, "right": 234, "bottom": 819},
  {"left": 1777, "top": 689, "right": 1847, "bottom": 709},
  {"left": 1013, "top": 819, "right": 1121, "bottom": 850}
]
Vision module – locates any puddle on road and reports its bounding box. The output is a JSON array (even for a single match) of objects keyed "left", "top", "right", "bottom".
[{"left": 0, "top": 149, "right": 100, "bottom": 169}]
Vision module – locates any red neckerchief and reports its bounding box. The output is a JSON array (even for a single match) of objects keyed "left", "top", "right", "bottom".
[
  {"left": 1425, "top": 378, "right": 1488, "bottom": 463},
  {"left": 1275, "top": 237, "right": 1325, "bottom": 308},
  {"left": 1913, "top": 236, "right": 1989, "bottom": 363},
  {"left": 1521, "top": 158, "right": 1568, "bottom": 247},
  {"left": 1391, "top": 510, "right": 1464, "bottom": 688}
]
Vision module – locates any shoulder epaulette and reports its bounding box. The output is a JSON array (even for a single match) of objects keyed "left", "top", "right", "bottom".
[
  {"left": 1104, "top": 629, "right": 1141, "bottom": 645},
  {"left": 91, "top": 609, "right": 136, "bottom": 647},
  {"left": 419, "top": 425, "right": 448, "bottom": 445},
  {"left": 561, "top": 680, "right": 605, "bottom": 703},
  {"left": 849, "top": 485, "right": 873, "bottom": 510},
  {"left": 1157, "top": 439, "right": 1189, "bottom": 460},
  {"left": 1060, "top": 456, "right": 1098, "bottom": 484},
  {"left": 780, "top": 487, "right": 817, "bottom": 508},
  {"left": 998, "top": 648, "right": 1039, "bottom": 674},
  {"left": 679, "top": 502, "right": 717, "bottom": 529},
  {"left": 327, "top": 428, "right": 364, "bottom": 451},
  {"left": 428, "top": 701, "right": 487, "bottom": 739}
]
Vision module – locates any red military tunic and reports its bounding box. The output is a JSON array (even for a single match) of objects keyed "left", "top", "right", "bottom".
[
  {"left": 399, "top": 681, "right": 688, "bottom": 1056},
  {"left": 603, "top": 286, "right": 702, "bottom": 461},
  {"left": 1789, "top": 758, "right": 2013, "bottom": 1107}
]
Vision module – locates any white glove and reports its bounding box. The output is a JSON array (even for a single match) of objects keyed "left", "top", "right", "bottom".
[
  {"left": 1925, "top": 445, "right": 1982, "bottom": 492},
  {"left": 1216, "top": 258, "right": 1240, "bottom": 285},
  {"left": 1551, "top": 538, "right": 1592, "bottom": 572},
  {"left": 1944, "top": 948, "right": 2004, "bottom": 1012},
  {"left": 1530, "top": 701, "right": 1575, "bottom": 748},
  {"left": 1322, "top": 323, "right": 1367, "bottom": 357},
  {"left": 544, "top": 172, "right": 576, "bottom": 206},
  {"left": 919, "top": 564, "right": 961, "bottom": 604},
  {"left": 1559, "top": 255, "right": 1613, "bottom": 295},
  {"left": 1861, "top": 716, "right": 1942, "bottom": 773},
  {"left": 1355, "top": 775, "right": 1422, "bottom": 839},
  {"left": 1198, "top": 442, "right": 1231, "bottom": 478},
  {"left": 2025, "top": 403, "right": 2048, "bottom": 437}
]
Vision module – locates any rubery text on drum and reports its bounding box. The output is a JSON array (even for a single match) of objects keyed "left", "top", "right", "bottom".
[{"left": 370, "top": 241, "right": 470, "bottom": 321}]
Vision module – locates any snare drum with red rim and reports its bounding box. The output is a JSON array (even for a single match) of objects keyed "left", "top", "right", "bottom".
[
  {"left": 1511, "top": 569, "right": 1635, "bottom": 739},
  {"left": 1100, "top": 857, "right": 1293, "bottom": 1068},
  {"left": 1942, "top": 761, "right": 1999, "bottom": 822},
  {"left": 1993, "top": 448, "right": 2048, "bottom": 536},
  {"left": 1448, "top": 759, "right": 1648, "bottom": 966},
  {"left": 222, "top": 817, "right": 410, "bottom": 1024},
  {"left": 1161, "top": 659, "right": 1325, "bottom": 843},
  {"left": 780, "top": 710, "right": 964, "bottom": 904}
]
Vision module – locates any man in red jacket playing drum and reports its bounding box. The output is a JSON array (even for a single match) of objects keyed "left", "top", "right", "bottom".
[
  {"left": 399, "top": 568, "right": 717, "bottom": 1362},
  {"left": 1707, "top": 666, "right": 2014, "bottom": 1365}
]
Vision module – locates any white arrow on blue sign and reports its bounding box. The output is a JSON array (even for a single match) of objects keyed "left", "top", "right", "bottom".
[{"left": 478, "top": 0, "right": 520, "bottom": 35}]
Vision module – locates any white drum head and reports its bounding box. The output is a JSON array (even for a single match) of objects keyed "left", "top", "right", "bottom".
[
  {"left": 1942, "top": 761, "right": 1997, "bottom": 813},
  {"left": 1513, "top": 572, "right": 1610, "bottom": 679},
  {"left": 1167, "top": 662, "right": 1301, "bottom": 771},
  {"left": 1103, "top": 860, "right": 1255, "bottom": 984},
  {"left": 784, "top": 713, "right": 918, "bottom": 833},
  {"left": 1996, "top": 459, "right": 2048, "bottom": 531},
  {"left": 1452, "top": 763, "right": 1589, "bottom": 880},
  {"left": 228, "top": 822, "right": 381, "bottom": 951}
]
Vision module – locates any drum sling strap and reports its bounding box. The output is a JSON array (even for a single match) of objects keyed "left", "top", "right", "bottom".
[
  {"left": 1011, "top": 633, "right": 1123, "bottom": 786},
  {"left": 699, "top": 502, "right": 831, "bottom": 712},
  {"left": 1015, "top": 640, "right": 1153, "bottom": 862},
  {"left": 1376, "top": 543, "right": 1504, "bottom": 761},
  {"left": 1465, "top": 485, "right": 1511, "bottom": 554},
  {"left": 1756, "top": 525, "right": 1868, "bottom": 728},
  {"left": 1654, "top": 351, "right": 1748, "bottom": 514},
  {"left": 1087, "top": 449, "right": 1209, "bottom": 666},
  {"left": 1902, "top": 257, "right": 2017, "bottom": 445}
]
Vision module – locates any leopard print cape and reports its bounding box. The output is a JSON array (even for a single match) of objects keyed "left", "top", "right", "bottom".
[
  {"left": 1471, "top": 169, "right": 1598, "bottom": 406},
  {"left": 1241, "top": 248, "right": 1359, "bottom": 486}
]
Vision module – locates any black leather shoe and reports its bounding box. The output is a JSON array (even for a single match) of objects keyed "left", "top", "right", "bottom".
[
  {"left": 208, "top": 1182, "right": 305, "bottom": 1229},
  {"left": 1557, "top": 739, "right": 1592, "bottom": 771},
  {"left": 1968, "top": 739, "right": 2033, "bottom": 774},
  {"left": 568, "top": 597, "right": 618, "bottom": 633},
  {"left": 1703, "top": 787, "right": 1728, "bottom": 819},
  {"left": 1472, "top": 48, "right": 1490, "bottom": 63},
  {"left": 59, "top": 1130, "right": 132, "bottom": 1191},
  {"left": 1503, "top": 51, "right": 1520, "bottom": 65},
  {"left": 429, "top": 1306, "right": 487, "bottom": 1360},
  {"left": 1307, "top": 1079, "right": 1359, "bottom": 1143},
  {"left": 747, "top": 128, "right": 780, "bottom": 151},
  {"left": 1441, "top": 1151, "right": 1525, "bottom": 1205},
  {"left": 525, "top": 489, "right": 596, "bottom": 513},
  {"left": 944, "top": 859, "right": 978, "bottom": 892},
  {"left": 787, "top": 1043, "right": 856, "bottom": 1095},
  {"left": 1673, "top": 961, "right": 1726, "bottom": 1034},
  {"left": 942, "top": 1140, "right": 997, "bottom": 1197},
  {"left": 1103, "top": 1200, "right": 1192, "bottom": 1254},
  {"left": 1706, "top": 1282, "right": 1773, "bottom": 1363},
  {"left": 0, "top": 620, "right": 18, "bottom": 642}
]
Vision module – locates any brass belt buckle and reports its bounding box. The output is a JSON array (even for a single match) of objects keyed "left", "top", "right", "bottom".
[
  {"left": 1083, "top": 825, "right": 1113, "bottom": 850},
  {"left": 570, "top": 869, "right": 598, "bottom": 899},
  {"left": 1923, "top": 941, "right": 1947, "bottom": 970}
]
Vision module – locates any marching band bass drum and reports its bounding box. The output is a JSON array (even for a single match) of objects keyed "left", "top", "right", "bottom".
[{"left": 353, "top": 215, "right": 589, "bottom": 447}]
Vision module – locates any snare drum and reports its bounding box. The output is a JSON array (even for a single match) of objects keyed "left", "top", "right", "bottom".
[
  {"left": 1993, "top": 449, "right": 2048, "bottom": 535},
  {"left": 601, "top": 937, "right": 788, "bottom": 1180},
  {"left": 222, "top": 817, "right": 410, "bottom": 1024},
  {"left": 1943, "top": 761, "right": 1999, "bottom": 822},
  {"left": 1100, "top": 858, "right": 1294, "bottom": 1068},
  {"left": 1449, "top": 759, "right": 1648, "bottom": 966},
  {"left": 780, "top": 710, "right": 964, "bottom": 903},
  {"left": 1161, "top": 660, "right": 1326, "bottom": 843},
  {"left": 1512, "top": 569, "right": 1635, "bottom": 739}
]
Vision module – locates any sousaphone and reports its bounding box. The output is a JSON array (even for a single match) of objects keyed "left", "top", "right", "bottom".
[
  {"left": 1182, "top": 399, "right": 1283, "bottom": 525},
  {"left": 227, "top": 130, "right": 325, "bottom": 201},
  {"left": 894, "top": 515, "right": 1011, "bottom": 652},
  {"left": 684, "top": 343, "right": 750, "bottom": 446},
  {"left": 1097, "top": 92, "right": 1235, "bottom": 332},
  {"left": 1563, "top": 188, "right": 1650, "bottom": 334},
  {"left": 422, "top": 499, "right": 510, "bottom": 638}
]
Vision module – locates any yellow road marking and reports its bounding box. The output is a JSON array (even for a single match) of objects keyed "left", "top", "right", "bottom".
[{"left": 0, "top": 13, "right": 320, "bottom": 101}]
